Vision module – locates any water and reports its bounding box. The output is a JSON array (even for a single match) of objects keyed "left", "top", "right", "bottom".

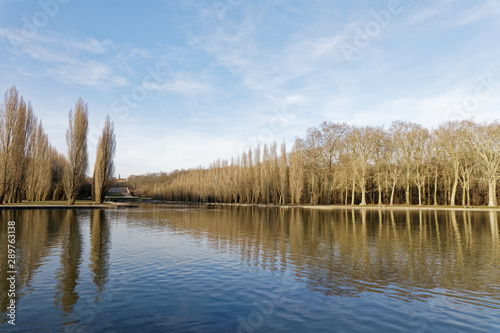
[{"left": 1, "top": 206, "right": 500, "bottom": 332}]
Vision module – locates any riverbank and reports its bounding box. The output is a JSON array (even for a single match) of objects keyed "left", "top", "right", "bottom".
[
  {"left": 204, "top": 202, "right": 500, "bottom": 212},
  {"left": 0, "top": 200, "right": 138, "bottom": 209}
]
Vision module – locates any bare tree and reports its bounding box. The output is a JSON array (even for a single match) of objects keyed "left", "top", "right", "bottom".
[
  {"left": 300, "top": 128, "right": 322, "bottom": 205},
  {"left": 467, "top": 121, "right": 500, "bottom": 207},
  {"left": 127, "top": 119, "right": 500, "bottom": 207},
  {"left": 457, "top": 122, "right": 475, "bottom": 206},
  {"left": 391, "top": 121, "right": 423, "bottom": 205},
  {"left": 278, "top": 141, "right": 288, "bottom": 204},
  {"left": 93, "top": 116, "right": 116, "bottom": 204},
  {"left": 64, "top": 98, "right": 89, "bottom": 205},
  {"left": 319, "top": 122, "right": 349, "bottom": 204},
  {"left": 411, "top": 126, "right": 431, "bottom": 206},
  {"left": 289, "top": 140, "right": 304, "bottom": 204},
  {"left": 0, "top": 87, "right": 19, "bottom": 203},
  {"left": 0, "top": 87, "right": 34, "bottom": 203},
  {"left": 346, "top": 125, "right": 378, "bottom": 205},
  {"left": 25, "top": 120, "right": 51, "bottom": 201},
  {"left": 371, "top": 127, "right": 388, "bottom": 205},
  {"left": 50, "top": 147, "right": 67, "bottom": 200},
  {"left": 435, "top": 121, "right": 464, "bottom": 206},
  {"left": 252, "top": 145, "right": 261, "bottom": 203},
  {"left": 269, "top": 142, "right": 279, "bottom": 204},
  {"left": 386, "top": 125, "right": 405, "bottom": 205},
  {"left": 261, "top": 144, "right": 270, "bottom": 203}
]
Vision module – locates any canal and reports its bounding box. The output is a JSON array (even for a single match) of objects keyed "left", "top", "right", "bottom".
[{"left": 1, "top": 205, "right": 499, "bottom": 332}]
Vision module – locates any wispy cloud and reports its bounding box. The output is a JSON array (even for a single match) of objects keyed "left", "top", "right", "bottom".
[
  {"left": 129, "top": 47, "right": 150, "bottom": 59},
  {"left": 0, "top": 27, "right": 111, "bottom": 55},
  {"left": 1, "top": 1, "right": 499, "bottom": 175},
  {"left": 448, "top": 0, "right": 500, "bottom": 27},
  {"left": 48, "top": 60, "right": 128, "bottom": 88},
  {"left": 0, "top": 28, "right": 127, "bottom": 88},
  {"left": 143, "top": 72, "right": 214, "bottom": 94},
  {"left": 191, "top": 13, "right": 348, "bottom": 100}
]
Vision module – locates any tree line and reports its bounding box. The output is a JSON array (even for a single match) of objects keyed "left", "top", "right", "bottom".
[
  {"left": 0, "top": 86, "right": 116, "bottom": 205},
  {"left": 130, "top": 119, "right": 500, "bottom": 207}
]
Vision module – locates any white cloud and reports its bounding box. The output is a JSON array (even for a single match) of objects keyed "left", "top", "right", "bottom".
[
  {"left": 0, "top": 28, "right": 126, "bottom": 88},
  {"left": 2, "top": 1, "right": 499, "bottom": 175},
  {"left": 49, "top": 60, "right": 128, "bottom": 88},
  {"left": 129, "top": 47, "right": 150, "bottom": 58},
  {"left": 0, "top": 28, "right": 110, "bottom": 54},
  {"left": 448, "top": 0, "right": 500, "bottom": 28},
  {"left": 143, "top": 72, "right": 214, "bottom": 94}
]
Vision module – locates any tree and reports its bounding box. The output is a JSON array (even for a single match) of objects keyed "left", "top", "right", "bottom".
[
  {"left": 289, "top": 140, "right": 304, "bottom": 204},
  {"left": 467, "top": 121, "right": 500, "bottom": 207},
  {"left": 385, "top": 135, "right": 403, "bottom": 206},
  {"left": 0, "top": 86, "right": 19, "bottom": 203},
  {"left": 371, "top": 127, "right": 388, "bottom": 205},
  {"left": 435, "top": 121, "right": 463, "bottom": 206},
  {"left": 346, "top": 125, "right": 378, "bottom": 205},
  {"left": 252, "top": 145, "right": 261, "bottom": 203},
  {"left": 25, "top": 120, "right": 52, "bottom": 201},
  {"left": 50, "top": 147, "right": 67, "bottom": 200},
  {"left": 457, "top": 121, "right": 475, "bottom": 206},
  {"left": 126, "top": 119, "right": 500, "bottom": 207},
  {"left": 64, "top": 98, "right": 89, "bottom": 205},
  {"left": 300, "top": 128, "right": 322, "bottom": 205},
  {"left": 278, "top": 141, "right": 288, "bottom": 204},
  {"left": 319, "top": 122, "right": 349, "bottom": 204},
  {"left": 391, "top": 121, "right": 422, "bottom": 205},
  {"left": 93, "top": 116, "right": 116, "bottom": 204},
  {"left": 0, "top": 86, "right": 34, "bottom": 203},
  {"left": 411, "top": 126, "right": 431, "bottom": 206}
]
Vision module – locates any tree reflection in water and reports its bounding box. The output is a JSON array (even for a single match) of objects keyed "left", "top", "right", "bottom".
[{"left": 0, "top": 206, "right": 499, "bottom": 326}]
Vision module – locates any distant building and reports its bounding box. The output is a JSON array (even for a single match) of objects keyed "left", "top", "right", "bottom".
[
  {"left": 113, "top": 174, "right": 128, "bottom": 187},
  {"left": 115, "top": 174, "right": 127, "bottom": 183}
]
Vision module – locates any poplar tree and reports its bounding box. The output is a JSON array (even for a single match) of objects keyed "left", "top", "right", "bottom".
[
  {"left": 0, "top": 86, "right": 34, "bottom": 203},
  {"left": 289, "top": 140, "right": 304, "bottom": 204},
  {"left": 64, "top": 98, "right": 89, "bottom": 205},
  {"left": 93, "top": 116, "right": 116, "bottom": 203}
]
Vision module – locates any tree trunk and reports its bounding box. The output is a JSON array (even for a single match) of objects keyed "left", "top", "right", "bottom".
[
  {"left": 390, "top": 182, "right": 396, "bottom": 206},
  {"left": 405, "top": 166, "right": 410, "bottom": 205},
  {"left": 377, "top": 173, "right": 382, "bottom": 205},
  {"left": 433, "top": 167, "right": 438, "bottom": 205},
  {"left": 450, "top": 170, "right": 458, "bottom": 206},
  {"left": 351, "top": 178, "right": 355, "bottom": 205},
  {"left": 406, "top": 182, "right": 410, "bottom": 205},
  {"left": 326, "top": 174, "right": 332, "bottom": 205},
  {"left": 467, "top": 185, "right": 470, "bottom": 206},
  {"left": 494, "top": 180, "right": 498, "bottom": 206},
  {"left": 417, "top": 185, "right": 422, "bottom": 206},
  {"left": 488, "top": 179, "right": 496, "bottom": 207},
  {"left": 345, "top": 181, "right": 348, "bottom": 205},
  {"left": 360, "top": 187, "right": 366, "bottom": 206},
  {"left": 462, "top": 184, "right": 466, "bottom": 207}
]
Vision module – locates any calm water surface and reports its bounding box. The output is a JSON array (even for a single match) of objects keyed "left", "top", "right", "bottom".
[{"left": 1, "top": 206, "right": 500, "bottom": 332}]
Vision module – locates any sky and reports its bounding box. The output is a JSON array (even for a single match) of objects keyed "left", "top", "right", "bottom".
[{"left": 1, "top": 0, "right": 499, "bottom": 177}]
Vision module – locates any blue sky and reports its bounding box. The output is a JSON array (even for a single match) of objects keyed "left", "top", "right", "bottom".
[{"left": 1, "top": 0, "right": 499, "bottom": 176}]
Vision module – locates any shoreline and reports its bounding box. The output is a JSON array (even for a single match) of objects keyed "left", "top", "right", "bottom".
[
  {"left": 3, "top": 200, "right": 500, "bottom": 212},
  {"left": 203, "top": 202, "right": 500, "bottom": 212},
  {"left": 0, "top": 202, "right": 138, "bottom": 210}
]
